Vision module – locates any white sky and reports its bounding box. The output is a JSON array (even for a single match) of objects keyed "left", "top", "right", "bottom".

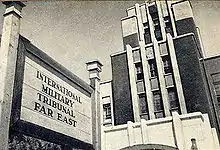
[{"left": 0, "top": 1, "right": 219, "bottom": 84}]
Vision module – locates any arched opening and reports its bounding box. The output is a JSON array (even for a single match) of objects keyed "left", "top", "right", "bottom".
[{"left": 120, "top": 144, "right": 178, "bottom": 150}]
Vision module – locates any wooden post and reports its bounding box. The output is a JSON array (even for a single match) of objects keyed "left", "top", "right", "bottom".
[
  {"left": 87, "top": 60, "right": 103, "bottom": 150},
  {"left": 0, "top": 1, "right": 25, "bottom": 150}
]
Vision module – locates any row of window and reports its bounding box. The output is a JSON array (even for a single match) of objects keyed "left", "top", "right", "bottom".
[
  {"left": 134, "top": 58, "right": 179, "bottom": 120},
  {"left": 133, "top": 41, "right": 179, "bottom": 118},
  {"left": 144, "top": 4, "right": 174, "bottom": 44},
  {"left": 102, "top": 88, "right": 179, "bottom": 122},
  {"left": 133, "top": 43, "right": 168, "bottom": 60},
  {"left": 138, "top": 87, "right": 179, "bottom": 119},
  {"left": 135, "top": 56, "right": 172, "bottom": 80}
]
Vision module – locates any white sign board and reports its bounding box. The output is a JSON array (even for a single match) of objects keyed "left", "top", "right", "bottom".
[{"left": 20, "top": 57, "right": 92, "bottom": 144}]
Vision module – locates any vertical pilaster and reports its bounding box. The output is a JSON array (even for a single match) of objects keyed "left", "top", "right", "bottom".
[
  {"left": 167, "top": 34, "right": 187, "bottom": 114},
  {"left": 127, "top": 121, "right": 135, "bottom": 146},
  {"left": 147, "top": 3, "right": 170, "bottom": 117},
  {"left": 140, "top": 119, "right": 149, "bottom": 144},
  {"left": 211, "top": 128, "right": 219, "bottom": 149},
  {"left": 110, "top": 87, "right": 114, "bottom": 126},
  {"left": 86, "top": 60, "right": 103, "bottom": 150},
  {"left": 172, "top": 111, "right": 185, "bottom": 150},
  {"left": 135, "top": 4, "right": 144, "bottom": 42},
  {"left": 136, "top": 3, "right": 155, "bottom": 119},
  {"left": 167, "top": 1, "right": 177, "bottom": 37},
  {"left": 156, "top": 1, "right": 166, "bottom": 40},
  {"left": 139, "top": 41, "right": 155, "bottom": 119},
  {"left": 126, "top": 45, "right": 141, "bottom": 122},
  {"left": 0, "top": 2, "right": 25, "bottom": 150},
  {"left": 146, "top": 4, "right": 156, "bottom": 41},
  {"left": 153, "top": 39, "right": 170, "bottom": 117}
]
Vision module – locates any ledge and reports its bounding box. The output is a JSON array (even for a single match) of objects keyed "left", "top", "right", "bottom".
[{"left": 19, "top": 35, "right": 93, "bottom": 96}]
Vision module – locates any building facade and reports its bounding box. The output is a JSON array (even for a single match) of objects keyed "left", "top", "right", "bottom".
[
  {"left": 100, "top": 0, "right": 220, "bottom": 149},
  {"left": 102, "top": 112, "right": 219, "bottom": 150},
  {"left": 202, "top": 55, "right": 220, "bottom": 135}
]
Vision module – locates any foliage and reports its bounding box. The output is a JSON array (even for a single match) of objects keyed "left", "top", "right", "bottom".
[{"left": 9, "top": 132, "right": 62, "bottom": 150}]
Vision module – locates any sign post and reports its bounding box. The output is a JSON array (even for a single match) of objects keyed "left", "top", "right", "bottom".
[
  {"left": 87, "top": 60, "right": 103, "bottom": 150},
  {"left": 0, "top": 2, "right": 25, "bottom": 149}
]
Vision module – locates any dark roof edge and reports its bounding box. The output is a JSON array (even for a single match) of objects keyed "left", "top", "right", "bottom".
[
  {"left": 19, "top": 35, "right": 93, "bottom": 95},
  {"left": 100, "top": 80, "right": 112, "bottom": 85},
  {"left": 204, "top": 54, "right": 220, "bottom": 61}
]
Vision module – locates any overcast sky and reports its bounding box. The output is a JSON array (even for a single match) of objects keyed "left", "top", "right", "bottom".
[{"left": 0, "top": 1, "right": 219, "bottom": 84}]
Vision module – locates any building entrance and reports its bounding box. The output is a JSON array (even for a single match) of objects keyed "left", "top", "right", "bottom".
[{"left": 120, "top": 144, "right": 178, "bottom": 150}]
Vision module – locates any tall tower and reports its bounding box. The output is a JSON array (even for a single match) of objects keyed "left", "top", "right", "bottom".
[{"left": 101, "top": 0, "right": 219, "bottom": 136}]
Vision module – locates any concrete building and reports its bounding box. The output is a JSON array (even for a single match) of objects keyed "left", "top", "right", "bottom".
[
  {"left": 100, "top": 0, "right": 220, "bottom": 149},
  {"left": 202, "top": 55, "right": 220, "bottom": 135},
  {"left": 102, "top": 112, "right": 219, "bottom": 150}
]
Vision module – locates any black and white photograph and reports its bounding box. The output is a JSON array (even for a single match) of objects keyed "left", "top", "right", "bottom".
[{"left": 0, "top": 0, "right": 220, "bottom": 149}]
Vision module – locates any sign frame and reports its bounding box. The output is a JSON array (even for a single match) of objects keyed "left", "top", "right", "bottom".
[{"left": 10, "top": 35, "right": 94, "bottom": 149}]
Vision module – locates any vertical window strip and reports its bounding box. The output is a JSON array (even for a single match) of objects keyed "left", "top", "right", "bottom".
[
  {"left": 139, "top": 94, "right": 149, "bottom": 120},
  {"left": 148, "top": 4, "right": 163, "bottom": 41},
  {"left": 149, "top": 59, "right": 158, "bottom": 78},
  {"left": 153, "top": 91, "right": 164, "bottom": 118}
]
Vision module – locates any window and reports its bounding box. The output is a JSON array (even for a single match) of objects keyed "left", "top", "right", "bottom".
[
  {"left": 168, "top": 88, "right": 179, "bottom": 110},
  {"left": 135, "top": 63, "right": 144, "bottom": 80},
  {"left": 164, "top": 16, "right": 174, "bottom": 36},
  {"left": 159, "top": 42, "right": 168, "bottom": 55},
  {"left": 165, "top": 74, "right": 174, "bottom": 87},
  {"left": 149, "top": 5, "right": 162, "bottom": 41},
  {"left": 149, "top": 60, "right": 157, "bottom": 78},
  {"left": 133, "top": 50, "right": 141, "bottom": 62},
  {"left": 212, "top": 73, "right": 220, "bottom": 117},
  {"left": 151, "top": 77, "right": 159, "bottom": 90},
  {"left": 153, "top": 91, "right": 162, "bottom": 111},
  {"left": 103, "top": 103, "right": 111, "bottom": 120},
  {"left": 154, "top": 25, "right": 162, "bottom": 41},
  {"left": 146, "top": 46, "right": 154, "bottom": 59},
  {"left": 144, "top": 23, "right": 151, "bottom": 44},
  {"left": 137, "top": 80, "right": 145, "bottom": 93},
  {"left": 149, "top": 5, "right": 158, "bottom": 23},
  {"left": 163, "top": 57, "right": 172, "bottom": 74},
  {"left": 139, "top": 94, "right": 148, "bottom": 114},
  {"left": 214, "top": 82, "right": 220, "bottom": 96},
  {"left": 153, "top": 91, "right": 164, "bottom": 118},
  {"left": 217, "top": 96, "right": 220, "bottom": 108}
]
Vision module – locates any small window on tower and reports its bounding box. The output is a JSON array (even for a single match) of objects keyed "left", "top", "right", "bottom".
[
  {"left": 217, "top": 96, "right": 220, "bottom": 108},
  {"left": 135, "top": 63, "right": 144, "bottom": 80},
  {"left": 164, "top": 16, "right": 174, "bottom": 36},
  {"left": 163, "top": 56, "right": 172, "bottom": 74},
  {"left": 149, "top": 60, "right": 157, "bottom": 78},
  {"left": 153, "top": 91, "right": 162, "bottom": 111},
  {"left": 154, "top": 25, "right": 163, "bottom": 41},
  {"left": 103, "top": 103, "right": 111, "bottom": 120},
  {"left": 168, "top": 88, "right": 179, "bottom": 112},
  {"left": 153, "top": 91, "right": 164, "bottom": 118},
  {"left": 143, "top": 22, "right": 151, "bottom": 44},
  {"left": 212, "top": 74, "right": 220, "bottom": 116},
  {"left": 146, "top": 46, "right": 154, "bottom": 59},
  {"left": 149, "top": 4, "right": 163, "bottom": 41},
  {"left": 133, "top": 50, "right": 141, "bottom": 62},
  {"left": 139, "top": 94, "right": 149, "bottom": 120},
  {"left": 139, "top": 94, "right": 148, "bottom": 114}
]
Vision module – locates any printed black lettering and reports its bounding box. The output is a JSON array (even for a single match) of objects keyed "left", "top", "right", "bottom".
[
  {"left": 34, "top": 102, "right": 41, "bottom": 111},
  {"left": 57, "top": 113, "right": 62, "bottom": 121}
]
